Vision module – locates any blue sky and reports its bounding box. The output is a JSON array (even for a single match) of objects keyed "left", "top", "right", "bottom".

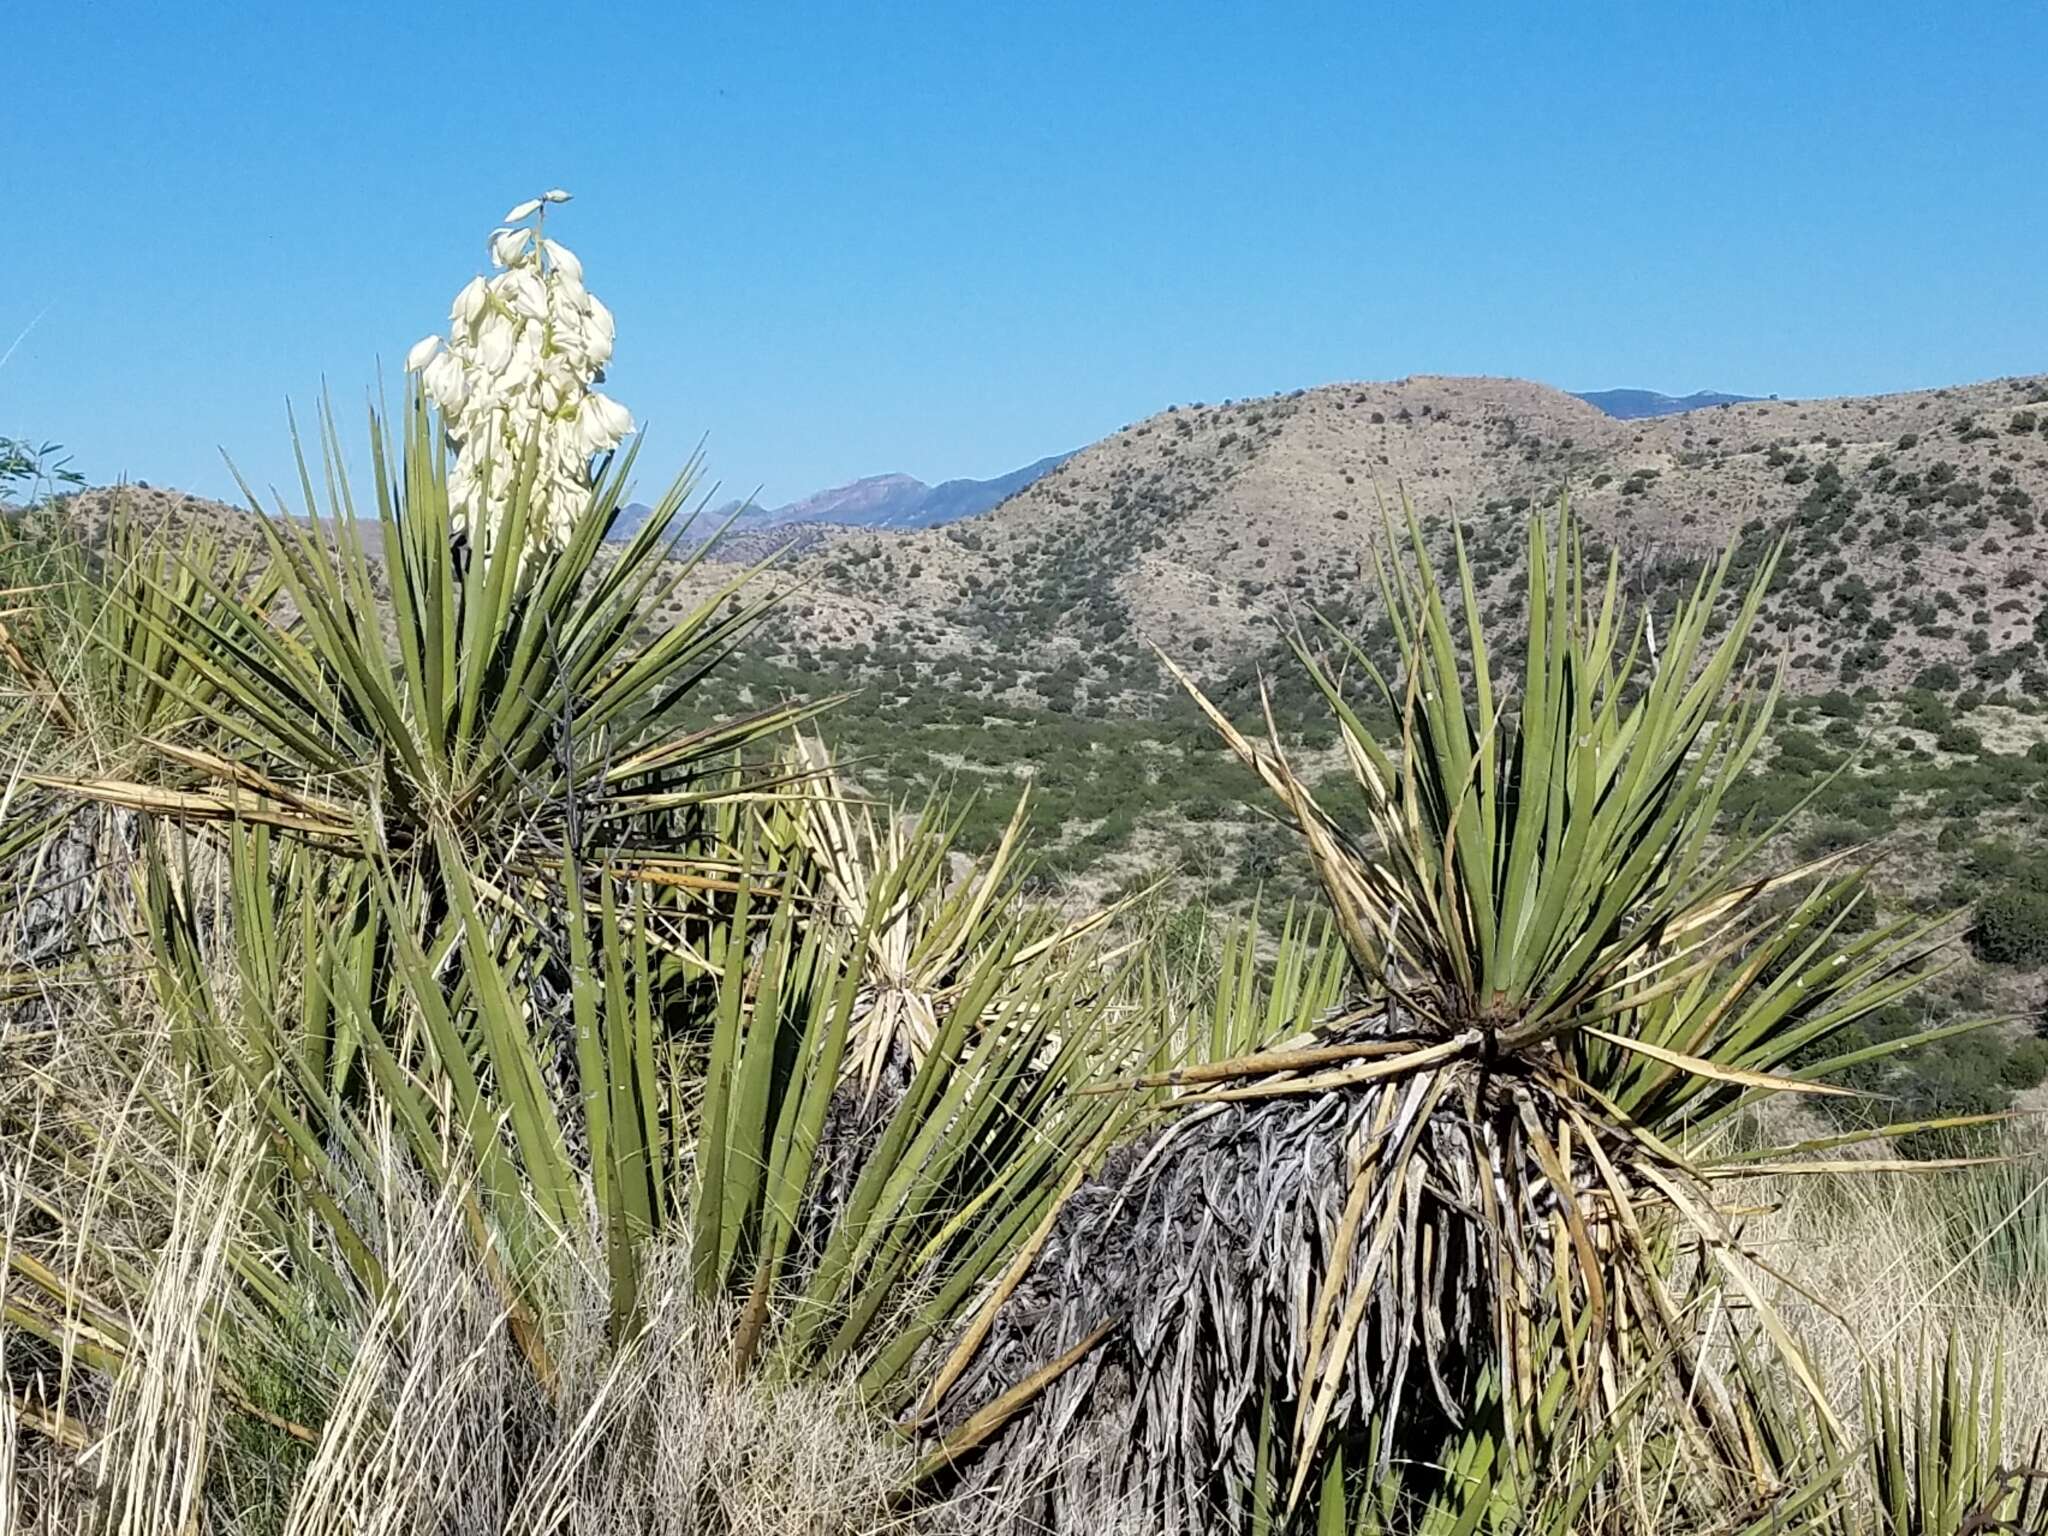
[{"left": 6, "top": 2, "right": 2043, "bottom": 506}]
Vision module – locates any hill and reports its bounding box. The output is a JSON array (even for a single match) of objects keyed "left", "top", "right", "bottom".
[
  {"left": 711, "top": 372, "right": 2048, "bottom": 711},
  {"left": 52, "top": 372, "right": 2048, "bottom": 714}
]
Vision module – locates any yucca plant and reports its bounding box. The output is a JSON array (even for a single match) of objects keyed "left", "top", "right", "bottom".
[
  {"left": 3, "top": 203, "right": 1155, "bottom": 1503},
  {"left": 1848, "top": 1335, "right": 2048, "bottom": 1536},
  {"left": 1690, "top": 1332, "right": 2048, "bottom": 1536},
  {"left": 2, "top": 365, "right": 816, "bottom": 1392},
  {"left": 40, "top": 401, "right": 809, "bottom": 874},
  {"left": 24, "top": 195, "right": 796, "bottom": 883},
  {"left": 2, "top": 198, "right": 824, "bottom": 1398},
  {"left": 934, "top": 506, "right": 1971, "bottom": 1532},
  {"left": 782, "top": 734, "right": 1131, "bottom": 1098}
]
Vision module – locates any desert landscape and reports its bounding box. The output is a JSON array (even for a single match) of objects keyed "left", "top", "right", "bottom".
[
  {"left": 9, "top": 342, "right": 2048, "bottom": 1530},
  {"left": 7, "top": 5, "right": 2048, "bottom": 1531}
]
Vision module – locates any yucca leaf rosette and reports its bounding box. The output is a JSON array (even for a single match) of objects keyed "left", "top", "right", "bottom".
[{"left": 935, "top": 505, "right": 1966, "bottom": 1529}]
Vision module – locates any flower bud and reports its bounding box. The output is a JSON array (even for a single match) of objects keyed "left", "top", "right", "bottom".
[
  {"left": 423, "top": 351, "right": 468, "bottom": 413},
  {"left": 500, "top": 268, "right": 548, "bottom": 321},
  {"left": 578, "top": 391, "right": 633, "bottom": 451},
  {"left": 476, "top": 314, "right": 516, "bottom": 373},
  {"left": 503, "top": 198, "right": 543, "bottom": 222},
  {"left": 405, "top": 335, "right": 441, "bottom": 372}
]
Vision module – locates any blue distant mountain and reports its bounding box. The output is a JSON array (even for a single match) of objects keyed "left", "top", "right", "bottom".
[
  {"left": 613, "top": 452, "right": 1069, "bottom": 540},
  {"left": 910, "top": 455, "right": 1070, "bottom": 527},
  {"left": 1573, "top": 388, "right": 1764, "bottom": 420}
]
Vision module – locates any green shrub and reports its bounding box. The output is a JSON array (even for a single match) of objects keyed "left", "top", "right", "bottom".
[
  {"left": 1971, "top": 887, "right": 2048, "bottom": 965},
  {"left": 1901, "top": 691, "right": 1953, "bottom": 733},
  {"left": 2000, "top": 1038, "right": 2048, "bottom": 1089},
  {"left": 1936, "top": 723, "right": 1984, "bottom": 755},
  {"left": 1798, "top": 821, "right": 1867, "bottom": 858}
]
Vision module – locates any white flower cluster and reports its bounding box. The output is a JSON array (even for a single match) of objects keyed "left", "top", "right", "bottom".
[{"left": 405, "top": 191, "right": 632, "bottom": 550}]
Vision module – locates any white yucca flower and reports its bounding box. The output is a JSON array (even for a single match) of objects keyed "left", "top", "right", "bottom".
[{"left": 407, "top": 191, "right": 633, "bottom": 552}]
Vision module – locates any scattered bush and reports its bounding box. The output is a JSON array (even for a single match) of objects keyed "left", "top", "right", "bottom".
[{"left": 1972, "top": 886, "right": 2048, "bottom": 965}]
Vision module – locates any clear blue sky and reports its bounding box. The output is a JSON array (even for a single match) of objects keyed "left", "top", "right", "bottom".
[{"left": 6, "top": 2, "right": 2043, "bottom": 507}]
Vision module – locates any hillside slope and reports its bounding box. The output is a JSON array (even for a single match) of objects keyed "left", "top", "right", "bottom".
[
  {"left": 44, "top": 369, "right": 2048, "bottom": 714},
  {"left": 720, "top": 372, "right": 2048, "bottom": 708}
]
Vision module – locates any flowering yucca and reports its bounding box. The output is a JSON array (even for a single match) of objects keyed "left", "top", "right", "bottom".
[{"left": 406, "top": 190, "right": 631, "bottom": 549}]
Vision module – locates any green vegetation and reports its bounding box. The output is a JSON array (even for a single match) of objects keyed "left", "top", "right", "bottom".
[
  {"left": 6, "top": 311, "right": 2048, "bottom": 1530},
  {"left": 0, "top": 435, "right": 84, "bottom": 504},
  {"left": 700, "top": 582, "right": 2048, "bottom": 1123},
  {"left": 1974, "top": 885, "right": 2048, "bottom": 966},
  {"left": 9, "top": 459, "right": 2041, "bottom": 1530}
]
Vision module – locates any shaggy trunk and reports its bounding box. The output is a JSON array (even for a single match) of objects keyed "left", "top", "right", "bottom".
[{"left": 931, "top": 1008, "right": 1619, "bottom": 1533}]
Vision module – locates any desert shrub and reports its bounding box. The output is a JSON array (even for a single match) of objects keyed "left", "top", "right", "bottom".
[
  {"left": 1901, "top": 690, "right": 1953, "bottom": 733},
  {"left": 1772, "top": 728, "right": 1839, "bottom": 773},
  {"left": 1972, "top": 886, "right": 2048, "bottom": 965},
  {"left": 1799, "top": 820, "right": 1868, "bottom": 857},
  {"left": 2001, "top": 1037, "right": 2048, "bottom": 1088},
  {"left": 1937, "top": 722, "right": 1985, "bottom": 755}
]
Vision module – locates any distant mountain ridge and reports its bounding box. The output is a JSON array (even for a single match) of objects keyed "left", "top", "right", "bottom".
[
  {"left": 615, "top": 453, "right": 1070, "bottom": 541},
  {"left": 1573, "top": 387, "right": 1763, "bottom": 419}
]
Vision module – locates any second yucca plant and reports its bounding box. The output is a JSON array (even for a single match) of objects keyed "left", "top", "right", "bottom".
[{"left": 941, "top": 507, "right": 1964, "bottom": 1530}]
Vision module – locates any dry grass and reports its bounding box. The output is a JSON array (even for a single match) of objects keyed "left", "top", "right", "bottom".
[
  {"left": 0, "top": 947, "right": 949, "bottom": 1536},
  {"left": 272, "top": 1217, "right": 923, "bottom": 1536},
  {"left": 1742, "top": 1130, "right": 2048, "bottom": 1428},
  {"left": 6, "top": 834, "right": 2048, "bottom": 1532},
  {"left": 4, "top": 1176, "right": 936, "bottom": 1534}
]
